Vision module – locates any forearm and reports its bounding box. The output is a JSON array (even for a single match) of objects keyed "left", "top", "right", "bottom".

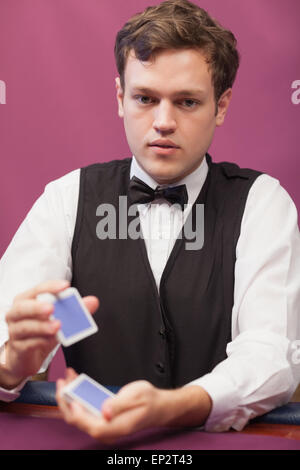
[{"left": 162, "top": 385, "right": 212, "bottom": 428}]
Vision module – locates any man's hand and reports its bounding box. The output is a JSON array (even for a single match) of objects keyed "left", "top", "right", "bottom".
[
  {"left": 56, "top": 368, "right": 212, "bottom": 444},
  {"left": 1, "top": 280, "right": 99, "bottom": 389}
]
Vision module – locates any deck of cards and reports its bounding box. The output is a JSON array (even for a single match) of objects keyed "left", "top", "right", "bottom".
[
  {"left": 61, "top": 373, "right": 114, "bottom": 416},
  {"left": 37, "top": 287, "right": 98, "bottom": 347}
]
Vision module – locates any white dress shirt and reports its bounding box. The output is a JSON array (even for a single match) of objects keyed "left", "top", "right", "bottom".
[
  {"left": 0, "top": 155, "right": 300, "bottom": 433},
  {"left": 131, "top": 156, "right": 208, "bottom": 288}
]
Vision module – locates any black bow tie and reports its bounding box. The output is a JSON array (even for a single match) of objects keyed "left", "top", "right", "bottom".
[{"left": 128, "top": 176, "right": 188, "bottom": 210}]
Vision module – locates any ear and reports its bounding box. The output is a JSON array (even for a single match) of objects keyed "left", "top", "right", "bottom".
[
  {"left": 116, "top": 77, "right": 124, "bottom": 118},
  {"left": 215, "top": 88, "right": 232, "bottom": 126}
]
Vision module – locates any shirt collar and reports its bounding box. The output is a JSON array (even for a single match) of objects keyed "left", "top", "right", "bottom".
[{"left": 130, "top": 155, "right": 209, "bottom": 209}]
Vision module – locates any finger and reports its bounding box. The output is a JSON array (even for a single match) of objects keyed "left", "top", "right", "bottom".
[
  {"left": 9, "top": 336, "right": 59, "bottom": 360},
  {"left": 65, "top": 401, "right": 109, "bottom": 439},
  {"left": 56, "top": 378, "right": 67, "bottom": 399},
  {"left": 56, "top": 376, "right": 96, "bottom": 427},
  {"left": 14, "top": 280, "right": 70, "bottom": 302},
  {"left": 101, "top": 396, "right": 143, "bottom": 427},
  {"left": 82, "top": 296, "right": 100, "bottom": 315},
  {"left": 102, "top": 381, "right": 151, "bottom": 419},
  {"left": 8, "top": 295, "right": 99, "bottom": 324},
  {"left": 81, "top": 404, "right": 147, "bottom": 442},
  {"left": 65, "top": 367, "right": 78, "bottom": 382},
  {"left": 56, "top": 383, "right": 75, "bottom": 422},
  {"left": 100, "top": 405, "right": 148, "bottom": 439},
  {"left": 9, "top": 318, "right": 61, "bottom": 341},
  {"left": 55, "top": 369, "right": 78, "bottom": 405},
  {"left": 6, "top": 299, "right": 54, "bottom": 322},
  {"left": 55, "top": 371, "right": 108, "bottom": 437}
]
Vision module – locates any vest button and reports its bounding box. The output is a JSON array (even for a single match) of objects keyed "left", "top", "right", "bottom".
[
  {"left": 156, "top": 362, "right": 165, "bottom": 373},
  {"left": 159, "top": 327, "right": 166, "bottom": 338}
]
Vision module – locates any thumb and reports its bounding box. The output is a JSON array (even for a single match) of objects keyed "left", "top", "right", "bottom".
[
  {"left": 101, "top": 382, "right": 148, "bottom": 420},
  {"left": 83, "top": 296, "right": 100, "bottom": 315}
]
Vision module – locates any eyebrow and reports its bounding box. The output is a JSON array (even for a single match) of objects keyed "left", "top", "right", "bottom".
[{"left": 131, "top": 86, "right": 206, "bottom": 97}]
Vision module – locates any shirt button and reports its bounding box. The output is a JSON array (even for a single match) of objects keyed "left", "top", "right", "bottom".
[{"left": 156, "top": 362, "right": 165, "bottom": 373}]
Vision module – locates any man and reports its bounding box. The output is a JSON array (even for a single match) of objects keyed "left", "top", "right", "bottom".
[{"left": 0, "top": 0, "right": 299, "bottom": 441}]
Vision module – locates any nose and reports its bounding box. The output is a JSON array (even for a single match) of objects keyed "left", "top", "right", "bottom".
[{"left": 153, "top": 100, "right": 176, "bottom": 134}]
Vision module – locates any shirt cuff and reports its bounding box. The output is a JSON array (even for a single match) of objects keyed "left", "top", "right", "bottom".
[
  {"left": 0, "top": 378, "right": 29, "bottom": 402},
  {"left": 187, "top": 372, "right": 246, "bottom": 432},
  {"left": 0, "top": 340, "right": 59, "bottom": 403},
  {"left": 0, "top": 341, "right": 30, "bottom": 402}
]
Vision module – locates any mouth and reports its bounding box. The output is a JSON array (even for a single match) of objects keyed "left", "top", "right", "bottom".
[
  {"left": 148, "top": 140, "right": 180, "bottom": 149},
  {"left": 148, "top": 140, "right": 180, "bottom": 155}
]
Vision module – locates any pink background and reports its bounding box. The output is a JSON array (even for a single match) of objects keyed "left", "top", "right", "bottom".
[{"left": 0, "top": 0, "right": 299, "bottom": 378}]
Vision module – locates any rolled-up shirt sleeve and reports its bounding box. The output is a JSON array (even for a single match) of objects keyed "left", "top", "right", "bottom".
[
  {"left": 188, "top": 174, "right": 300, "bottom": 432},
  {"left": 0, "top": 169, "right": 79, "bottom": 401}
]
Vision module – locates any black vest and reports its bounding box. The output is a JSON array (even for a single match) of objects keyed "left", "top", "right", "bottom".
[{"left": 65, "top": 155, "right": 261, "bottom": 388}]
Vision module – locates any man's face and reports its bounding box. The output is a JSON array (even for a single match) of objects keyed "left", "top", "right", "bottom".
[{"left": 116, "top": 48, "right": 232, "bottom": 184}]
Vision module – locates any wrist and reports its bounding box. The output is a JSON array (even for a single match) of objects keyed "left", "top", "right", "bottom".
[
  {"left": 162, "top": 385, "right": 212, "bottom": 428},
  {"left": 0, "top": 343, "right": 28, "bottom": 390},
  {"left": 0, "top": 364, "right": 27, "bottom": 390}
]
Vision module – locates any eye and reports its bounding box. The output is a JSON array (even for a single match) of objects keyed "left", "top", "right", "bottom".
[
  {"left": 134, "top": 95, "right": 155, "bottom": 105},
  {"left": 179, "top": 99, "right": 199, "bottom": 108}
]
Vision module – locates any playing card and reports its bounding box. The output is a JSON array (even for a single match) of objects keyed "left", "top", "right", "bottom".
[
  {"left": 37, "top": 287, "right": 98, "bottom": 346},
  {"left": 61, "top": 373, "right": 114, "bottom": 415}
]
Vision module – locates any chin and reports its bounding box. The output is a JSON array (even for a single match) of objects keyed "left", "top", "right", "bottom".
[
  {"left": 138, "top": 156, "right": 183, "bottom": 183},
  {"left": 151, "top": 169, "right": 183, "bottom": 185}
]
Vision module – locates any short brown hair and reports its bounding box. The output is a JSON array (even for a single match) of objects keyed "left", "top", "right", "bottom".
[{"left": 114, "top": 0, "right": 240, "bottom": 102}]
